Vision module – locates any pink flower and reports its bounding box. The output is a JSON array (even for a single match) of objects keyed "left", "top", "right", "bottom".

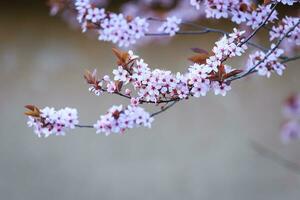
[
  {"left": 86, "top": 7, "right": 105, "bottom": 23},
  {"left": 113, "top": 66, "right": 128, "bottom": 82},
  {"left": 212, "top": 82, "right": 231, "bottom": 96},
  {"left": 130, "top": 97, "right": 140, "bottom": 106},
  {"left": 93, "top": 105, "right": 153, "bottom": 135},
  {"left": 158, "top": 16, "right": 182, "bottom": 36},
  {"left": 27, "top": 107, "right": 79, "bottom": 138}
]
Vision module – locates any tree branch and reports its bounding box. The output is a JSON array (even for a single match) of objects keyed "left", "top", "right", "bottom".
[
  {"left": 239, "top": 2, "right": 278, "bottom": 48},
  {"left": 281, "top": 55, "right": 300, "bottom": 64},
  {"left": 150, "top": 101, "right": 178, "bottom": 117},
  {"left": 74, "top": 101, "right": 179, "bottom": 128},
  {"left": 250, "top": 140, "right": 300, "bottom": 175},
  {"left": 147, "top": 17, "right": 268, "bottom": 52},
  {"left": 75, "top": 19, "right": 299, "bottom": 129},
  {"left": 64, "top": 2, "right": 300, "bottom": 130},
  {"left": 75, "top": 124, "right": 93, "bottom": 128},
  {"left": 227, "top": 20, "right": 300, "bottom": 82}
]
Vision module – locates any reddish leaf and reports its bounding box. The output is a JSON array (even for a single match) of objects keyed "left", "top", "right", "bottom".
[
  {"left": 263, "top": 0, "right": 272, "bottom": 5},
  {"left": 223, "top": 69, "right": 244, "bottom": 79},
  {"left": 24, "top": 105, "right": 40, "bottom": 117},
  {"left": 239, "top": 3, "right": 248, "bottom": 12},
  {"left": 188, "top": 53, "right": 210, "bottom": 64},
  {"left": 84, "top": 69, "right": 97, "bottom": 85},
  {"left": 190, "top": 48, "right": 209, "bottom": 54},
  {"left": 112, "top": 48, "right": 130, "bottom": 66},
  {"left": 115, "top": 81, "right": 123, "bottom": 92}
]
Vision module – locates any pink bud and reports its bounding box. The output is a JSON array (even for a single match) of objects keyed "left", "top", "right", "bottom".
[{"left": 125, "top": 89, "right": 132, "bottom": 95}]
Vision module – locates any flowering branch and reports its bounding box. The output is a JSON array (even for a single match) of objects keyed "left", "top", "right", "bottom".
[
  {"left": 74, "top": 100, "right": 178, "bottom": 129},
  {"left": 25, "top": 0, "right": 300, "bottom": 137},
  {"left": 49, "top": 0, "right": 294, "bottom": 49},
  {"left": 239, "top": 2, "right": 278, "bottom": 47},
  {"left": 227, "top": 19, "right": 300, "bottom": 82},
  {"left": 150, "top": 101, "right": 178, "bottom": 118}
]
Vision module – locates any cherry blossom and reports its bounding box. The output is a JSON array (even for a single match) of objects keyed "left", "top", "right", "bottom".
[
  {"left": 190, "top": 0, "right": 279, "bottom": 29},
  {"left": 75, "top": 0, "right": 150, "bottom": 47},
  {"left": 281, "top": 120, "right": 300, "bottom": 143},
  {"left": 158, "top": 16, "right": 182, "bottom": 36},
  {"left": 247, "top": 45, "right": 286, "bottom": 78},
  {"left": 190, "top": 0, "right": 202, "bottom": 10},
  {"left": 281, "top": 94, "right": 300, "bottom": 143},
  {"left": 83, "top": 28, "right": 247, "bottom": 106},
  {"left": 276, "top": 0, "right": 297, "bottom": 5},
  {"left": 26, "top": 0, "right": 300, "bottom": 139},
  {"left": 26, "top": 106, "right": 79, "bottom": 138},
  {"left": 93, "top": 105, "right": 153, "bottom": 135},
  {"left": 269, "top": 16, "right": 300, "bottom": 46},
  {"left": 283, "top": 94, "right": 300, "bottom": 119},
  {"left": 85, "top": 7, "right": 105, "bottom": 23},
  {"left": 113, "top": 66, "right": 129, "bottom": 82},
  {"left": 212, "top": 82, "right": 231, "bottom": 96}
]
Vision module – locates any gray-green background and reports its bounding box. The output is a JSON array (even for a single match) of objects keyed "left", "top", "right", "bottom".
[{"left": 1, "top": 2, "right": 300, "bottom": 200}]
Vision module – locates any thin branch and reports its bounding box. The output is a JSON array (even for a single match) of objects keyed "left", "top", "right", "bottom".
[
  {"left": 220, "top": 2, "right": 278, "bottom": 64},
  {"left": 281, "top": 55, "right": 300, "bottom": 64},
  {"left": 76, "top": 20, "right": 299, "bottom": 129},
  {"left": 150, "top": 101, "right": 178, "bottom": 117},
  {"left": 239, "top": 2, "right": 278, "bottom": 48},
  {"left": 65, "top": 2, "right": 300, "bottom": 129},
  {"left": 75, "top": 101, "right": 179, "bottom": 128},
  {"left": 250, "top": 140, "right": 300, "bottom": 175},
  {"left": 60, "top": 1, "right": 276, "bottom": 53},
  {"left": 227, "top": 20, "right": 300, "bottom": 82},
  {"left": 147, "top": 17, "right": 268, "bottom": 52},
  {"left": 101, "top": 88, "right": 178, "bottom": 104},
  {"left": 75, "top": 124, "right": 93, "bottom": 128},
  {"left": 145, "top": 30, "right": 217, "bottom": 36}
]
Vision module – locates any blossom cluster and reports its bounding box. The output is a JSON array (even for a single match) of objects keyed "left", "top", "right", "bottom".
[
  {"left": 190, "top": 0, "right": 279, "bottom": 29},
  {"left": 74, "top": 0, "right": 182, "bottom": 47},
  {"left": 30, "top": 0, "right": 299, "bottom": 138},
  {"left": 270, "top": 16, "right": 300, "bottom": 47},
  {"left": 281, "top": 94, "right": 300, "bottom": 143},
  {"left": 275, "top": 0, "right": 298, "bottom": 5},
  {"left": 247, "top": 44, "right": 286, "bottom": 78},
  {"left": 26, "top": 105, "right": 79, "bottom": 138},
  {"left": 93, "top": 105, "right": 153, "bottom": 135},
  {"left": 158, "top": 16, "right": 182, "bottom": 36},
  {"left": 85, "top": 29, "right": 247, "bottom": 105},
  {"left": 211, "top": 28, "right": 248, "bottom": 61},
  {"left": 75, "top": 0, "right": 149, "bottom": 47}
]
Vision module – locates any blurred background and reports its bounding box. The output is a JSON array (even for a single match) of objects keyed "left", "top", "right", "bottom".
[{"left": 1, "top": 1, "right": 300, "bottom": 200}]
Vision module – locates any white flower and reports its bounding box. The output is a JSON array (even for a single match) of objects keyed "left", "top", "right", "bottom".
[
  {"left": 277, "top": 0, "right": 297, "bottom": 5},
  {"left": 93, "top": 105, "right": 153, "bottom": 135},
  {"left": 40, "top": 107, "right": 56, "bottom": 123},
  {"left": 86, "top": 8, "right": 105, "bottom": 23},
  {"left": 158, "top": 16, "right": 182, "bottom": 36},
  {"left": 62, "top": 107, "right": 79, "bottom": 129},
  {"left": 75, "top": 0, "right": 91, "bottom": 11},
  {"left": 231, "top": 10, "right": 247, "bottom": 24},
  {"left": 131, "top": 97, "right": 140, "bottom": 106},
  {"left": 27, "top": 107, "right": 79, "bottom": 138},
  {"left": 270, "top": 16, "right": 300, "bottom": 47},
  {"left": 107, "top": 81, "right": 117, "bottom": 93},
  {"left": 212, "top": 82, "right": 231, "bottom": 96},
  {"left": 113, "top": 66, "right": 128, "bottom": 82},
  {"left": 281, "top": 120, "right": 300, "bottom": 143},
  {"left": 191, "top": 82, "right": 209, "bottom": 97},
  {"left": 190, "top": 0, "right": 201, "bottom": 10},
  {"left": 248, "top": 45, "right": 286, "bottom": 78},
  {"left": 206, "top": 56, "right": 220, "bottom": 72}
]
